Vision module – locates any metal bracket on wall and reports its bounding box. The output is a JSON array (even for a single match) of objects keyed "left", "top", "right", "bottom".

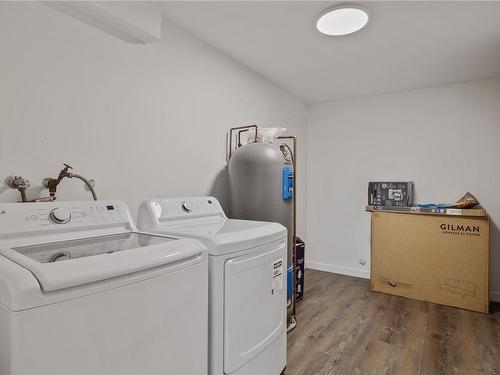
[{"left": 227, "top": 124, "right": 258, "bottom": 163}]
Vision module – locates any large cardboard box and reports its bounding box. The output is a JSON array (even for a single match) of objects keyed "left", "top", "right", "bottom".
[{"left": 370, "top": 211, "right": 490, "bottom": 313}]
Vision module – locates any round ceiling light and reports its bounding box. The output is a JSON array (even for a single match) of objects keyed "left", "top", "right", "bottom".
[{"left": 316, "top": 6, "right": 369, "bottom": 36}]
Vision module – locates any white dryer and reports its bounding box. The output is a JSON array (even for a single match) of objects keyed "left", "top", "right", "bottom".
[
  {"left": 137, "top": 197, "right": 287, "bottom": 375},
  {"left": 0, "top": 200, "right": 208, "bottom": 375}
]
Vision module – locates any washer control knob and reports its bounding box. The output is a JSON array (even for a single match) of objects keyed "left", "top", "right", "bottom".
[
  {"left": 49, "top": 208, "right": 71, "bottom": 224},
  {"left": 181, "top": 201, "right": 192, "bottom": 213}
]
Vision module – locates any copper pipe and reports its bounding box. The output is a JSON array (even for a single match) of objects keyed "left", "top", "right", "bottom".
[
  {"left": 278, "top": 135, "right": 298, "bottom": 326},
  {"left": 28, "top": 196, "right": 56, "bottom": 202},
  {"left": 46, "top": 163, "right": 72, "bottom": 197},
  {"left": 19, "top": 188, "right": 28, "bottom": 203},
  {"left": 6, "top": 176, "right": 30, "bottom": 203}
]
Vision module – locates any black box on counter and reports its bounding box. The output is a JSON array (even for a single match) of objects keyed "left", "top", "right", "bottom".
[{"left": 368, "top": 181, "right": 414, "bottom": 207}]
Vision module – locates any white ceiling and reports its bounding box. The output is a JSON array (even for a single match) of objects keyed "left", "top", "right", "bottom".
[{"left": 162, "top": 1, "right": 500, "bottom": 104}]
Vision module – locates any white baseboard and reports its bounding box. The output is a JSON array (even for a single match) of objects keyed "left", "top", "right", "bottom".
[
  {"left": 490, "top": 291, "right": 500, "bottom": 302},
  {"left": 306, "top": 261, "right": 370, "bottom": 279}
]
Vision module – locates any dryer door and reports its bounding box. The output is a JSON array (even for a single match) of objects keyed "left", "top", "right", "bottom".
[{"left": 223, "top": 240, "right": 286, "bottom": 374}]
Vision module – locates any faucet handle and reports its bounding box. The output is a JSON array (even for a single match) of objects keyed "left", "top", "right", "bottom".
[{"left": 6, "top": 176, "right": 30, "bottom": 190}]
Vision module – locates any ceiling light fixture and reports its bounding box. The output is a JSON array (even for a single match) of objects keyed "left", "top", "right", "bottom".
[{"left": 316, "top": 5, "right": 369, "bottom": 36}]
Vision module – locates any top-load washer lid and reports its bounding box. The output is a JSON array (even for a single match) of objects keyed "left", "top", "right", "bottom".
[
  {"left": 157, "top": 218, "right": 285, "bottom": 255},
  {"left": 137, "top": 197, "right": 287, "bottom": 255},
  {"left": 0, "top": 232, "right": 204, "bottom": 292}
]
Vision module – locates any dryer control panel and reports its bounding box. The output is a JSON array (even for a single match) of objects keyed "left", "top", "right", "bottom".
[
  {"left": 0, "top": 201, "right": 131, "bottom": 235},
  {"left": 150, "top": 197, "right": 226, "bottom": 222}
]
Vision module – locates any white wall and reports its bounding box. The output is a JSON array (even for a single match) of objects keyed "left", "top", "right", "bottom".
[
  {"left": 3, "top": 2, "right": 499, "bottom": 301},
  {"left": 306, "top": 78, "right": 500, "bottom": 301},
  {"left": 0, "top": 3, "right": 308, "bottom": 236}
]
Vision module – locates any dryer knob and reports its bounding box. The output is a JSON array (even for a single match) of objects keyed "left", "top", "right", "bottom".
[
  {"left": 49, "top": 208, "right": 71, "bottom": 224},
  {"left": 181, "top": 201, "right": 192, "bottom": 213}
]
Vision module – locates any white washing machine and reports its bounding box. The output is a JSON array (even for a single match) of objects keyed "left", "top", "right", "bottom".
[
  {"left": 137, "top": 197, "right": 287, "bottom": 375},
  {"left": 0, "top": 200, "right": 208, "bottom": 375}
]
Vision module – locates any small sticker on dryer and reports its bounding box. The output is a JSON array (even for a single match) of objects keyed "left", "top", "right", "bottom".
[{"left": 272, "top": 259, "right": 283, "bottom": 294}]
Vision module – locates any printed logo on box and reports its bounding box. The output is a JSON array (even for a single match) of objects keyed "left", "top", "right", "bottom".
[
  {"left": 388, "top": 189, "right": 403, "bottom": 201},
  {"left": 440, "top": 223, "right": 480, "bottom": 236}
]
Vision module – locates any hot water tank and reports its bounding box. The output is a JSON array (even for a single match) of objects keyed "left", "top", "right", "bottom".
[{"left": 228, "top": 142, "right": 294, "bottom": 281}]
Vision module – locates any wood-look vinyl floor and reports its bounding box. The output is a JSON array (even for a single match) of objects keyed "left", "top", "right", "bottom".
[{"left": 286, "top": 269, "right": 500, "bottom": 375}]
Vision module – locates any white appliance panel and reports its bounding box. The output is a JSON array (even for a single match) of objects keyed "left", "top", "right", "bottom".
[
  {"left": 137, "top": 197, "right": 287, "bottom": 375},
  {"left": 1, "top": 260, "right": 208, "bottom": 375},
  {"left": 224, "top": 240, "right": 286, "bottom": 373},
  {"left": 0, "top": 200, "right": 209, "bottom": 374}
]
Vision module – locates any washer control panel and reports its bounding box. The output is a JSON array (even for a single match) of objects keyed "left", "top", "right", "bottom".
[{"left": 0, "top": 201, "right": 130, "bottom": 235}]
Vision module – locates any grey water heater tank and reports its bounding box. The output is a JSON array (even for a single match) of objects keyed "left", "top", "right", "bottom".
[{"left": 228, "top": 142, "right": 294, "bottom": 268}]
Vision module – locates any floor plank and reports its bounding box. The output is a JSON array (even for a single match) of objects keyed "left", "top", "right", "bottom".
[{"left": 286, "top": 269, "right": 500, "bottom": 375}]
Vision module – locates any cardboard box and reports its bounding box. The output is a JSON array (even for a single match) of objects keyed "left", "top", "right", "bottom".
[
  {"left": 370, "top": 211, "right": 490, "bottom": 313},
  {"left": 366, "top": 205, "right": 487, "bottom": 217},
  {"left": 368, "top": 182, "right": 414, "bottom": 207}
]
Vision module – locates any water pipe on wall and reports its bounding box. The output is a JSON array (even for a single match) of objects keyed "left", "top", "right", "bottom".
[
  {"left": 278, "top": 135, "right": 298, "bottom": 332},
  {"left": 5, "top": 176, "right": 56, "bottom": 203},
  {"left": 6, "top": 163, "right": 97, "bottom": 203},
  {"left": 43, "top": 163, "right": 98, "bottom": 201}
]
